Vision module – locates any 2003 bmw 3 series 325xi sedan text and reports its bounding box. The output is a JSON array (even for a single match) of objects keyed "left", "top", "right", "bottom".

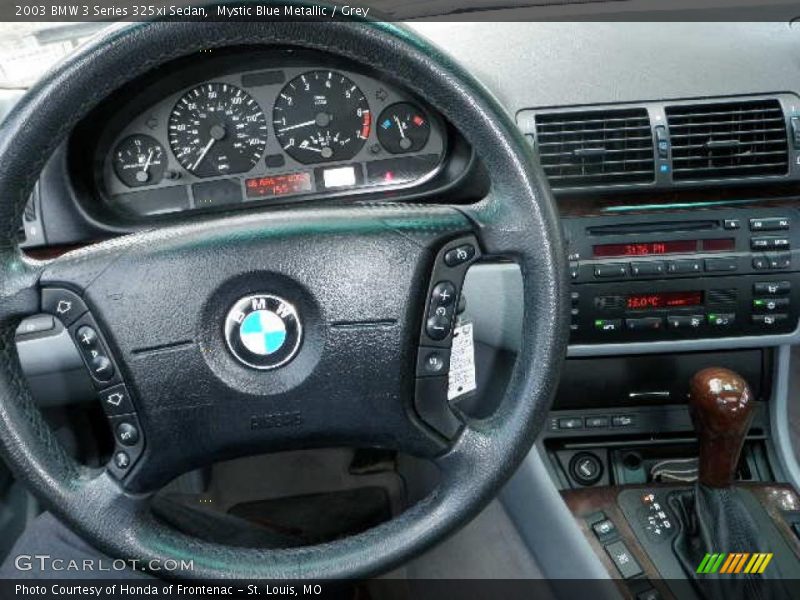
[{"left": 1, "top": 4, "right": 800, "bottom": 599}]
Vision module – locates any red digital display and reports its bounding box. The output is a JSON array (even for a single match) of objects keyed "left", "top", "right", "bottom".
[
  {"left": 245, "top": 172, "right": 313, "bottom": 198},
  {"left": 593, "top": 238, "right": 735, "bottom": 257},
  {"left": 626, "top": 291, "right": 703, "bottom": 310}
]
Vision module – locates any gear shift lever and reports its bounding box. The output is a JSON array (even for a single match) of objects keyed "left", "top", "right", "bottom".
[{"left": 688, "top": 367, "right": 755, "bottom": 487}]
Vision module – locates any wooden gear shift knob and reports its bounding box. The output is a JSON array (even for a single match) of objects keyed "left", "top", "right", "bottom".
[{"left": 688, "top": 367, "right": 755, "bottom": 488}]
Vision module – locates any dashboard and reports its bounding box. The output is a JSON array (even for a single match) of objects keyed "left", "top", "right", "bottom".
[{"left": 68, "top": 48, "right": 460, "bottom": 222}]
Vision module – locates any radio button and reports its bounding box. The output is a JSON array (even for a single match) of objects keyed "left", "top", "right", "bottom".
[
  {"left": 750, "top": 217, "right": 790, "bottom": 231},
  {"left": 753, "top": 297, "right": 790, "bottom": 312},
  {"left": 724, "top": 219, "right": 741, "bottom": 230},
  {"left": 769, "top": 253, "right": 792, "bottom": 270},
  {"left": 754, "top": 281, "right": 791, "bottom": 295},
  {"left": 594, "top": 319, "right": 622, "bottom": 332},
  {"left": 708, "top": 313, "right": 736, "bottom": 327},
  {"left": 667, "top": 315, "right": 704, "bottom": 330},
  {"left": 752, "top": 313, "right": 789, "bottom": 326},
  {"left": 753, "top": 255, "right": 770, "bottom": 270},
  {"left": 667, "top": 260, "right": 702, "bottom": 275},
  {"left": 704, "top": 258, "right": 738, "bottom": 272},
  {"left": 630, "top": 261, "right": 665, "bottom": 277},
  {"left": 625, "top": 317, "right": 664, "bottom": 331},
  {"left": 751, "top": 237, "right": 773, "bottom": 250},
  {"left": 594, "top": 264, "right": 628, "bottom": 278}
]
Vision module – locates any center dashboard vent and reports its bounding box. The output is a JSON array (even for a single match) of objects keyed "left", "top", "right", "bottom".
[
  {"left": 665, "top": 99, "right": 788, "bottom": 181},
  {"left": 534, "top": 108, "right": 655, "bottom": 188}
]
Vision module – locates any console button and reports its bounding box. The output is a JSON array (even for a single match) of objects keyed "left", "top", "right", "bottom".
[
  {"left": 667, "top": 314, "right": 704, "bottom": 330},
  {"left": 752, "top": 255, "right": 769, "bottom": 270},
  {"left": 116, "top": 422, "right": 139, "bottom": 447},
  {"left": 752, "top": 314, "right": 788, "bottom": 326},
  {"left": 586, "top": 416, "right": 610, "bottom": 428},
  {"left": 751, "top": 237, "right": 773, "bottom": 250},
  {"left": 630, "top": 262, "right": 665, "bottom": 277},
  {"left": 114, "top": 451, "right": 131, "bottom": 470},
  {"left": 444, "top": 244, "right": 475, "bottom": 267},
  {"left": 637, "top": 589, "right": 662, "bottom": 600},
  {"left": 569, "top": 262, "right": 580, "bottom": 280},
  {"left": 625, "top": 317, "right": 664, "bottom": 331},
  {"left": 41, "top": 288, "right": 87, "bottom": 326},
  {"left": 708, "top": 313, "right": 735, "bottom": 327},
  {"left": 771, "top": 253, "right": 792, "bottom": 269},
  {"left": 571, "top": 291, "right": 580, "bottom": 306},
  {"left": 612, "top": 415, "right": 635, "bottom": 427},
  {"left": 594, "top": 264, "right": 627, "bottom": 278},
  {"left": 754, "top": 281, "right": 791, "bottom": 295},
  {"left": 431, "top": 281, "right": 456, "bottom": 307},
  {"left": 704, "top": 258, "right": 738, "bottom": 272},
  {"left": 594, "top": 319, "right": 622, "bottom": 332},
  {"left": 655, "top": 125, "right": 669, "bottom": 158},
  {"left": 667, "top": 260, "right": 702, "bottom": 274},
  {"left": 570, "top": 452, "right": 603, "bottom": 486},
  {"left": 417, "top": 347, "right": 450, "bottom": 377},
  {"left": 99, "top": 384, "right": 134, "bottom": 416},
  {"left": 750, "top": 217, "right": 790, "bottom": 231},
  {"left": 592, "top": 518, "right": 617, "bottom": 541},
  {"left": 605, "top": 540, "right": 643, "bottom": 579},
  {"left": 558, "top": 417, "right": 583, "bottom": 430},
  {"left": 753, "top": 297, "right": 790, "bottom": 312},
  {"left": 15, "top": 315, "right": 55, "bottom": 336}
]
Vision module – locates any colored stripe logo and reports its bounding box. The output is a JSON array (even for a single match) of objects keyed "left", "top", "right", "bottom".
[{"left": 696, "top": 552, "right": 773, "bottom": 574}]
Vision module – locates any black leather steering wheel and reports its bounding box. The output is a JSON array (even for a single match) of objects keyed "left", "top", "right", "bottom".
[{"left": 0, "top": 16, "right": 567, "bottom": 579}]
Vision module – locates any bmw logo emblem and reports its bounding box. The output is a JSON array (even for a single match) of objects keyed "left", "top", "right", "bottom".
[{"left": 224, "top": 294, "right": 302, "bottom": 370}]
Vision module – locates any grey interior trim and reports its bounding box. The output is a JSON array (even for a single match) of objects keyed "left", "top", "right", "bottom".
[
  {"left": 500, "top": 446, "right": 618, "bottom": 587},
  {"left": 769, "top": 345, "right": 800, "bottom": 490}
]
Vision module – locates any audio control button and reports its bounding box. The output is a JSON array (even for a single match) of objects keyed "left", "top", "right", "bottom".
[
  {"left": 594, "top": 264, "right": 628, "bottom": 278},
  {"left": 750, "top": 217, "right": 790, "bottom": 231},
  {"left": 630, "top": 262, "right": 665, "bottom": 277},
  {"left": 667, "top": 260, "right": 702, "bottom": 274},
  {"left": 704, "top": 258, "right": 738, "bottom": 272}
]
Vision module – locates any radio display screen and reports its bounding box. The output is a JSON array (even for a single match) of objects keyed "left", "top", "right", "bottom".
[
  {"left": 626, "top": 291, "right": 704, "bottom": 310},
  {"left": 593, "top": 238, "right": 734, "bottom": 257}
]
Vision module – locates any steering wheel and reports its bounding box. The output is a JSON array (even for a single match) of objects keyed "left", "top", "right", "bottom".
[{"left": 0, "top": 16, "right": 567, "bottom": 579}]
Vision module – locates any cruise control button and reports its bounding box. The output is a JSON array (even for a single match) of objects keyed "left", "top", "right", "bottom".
[
  {"left": 116, "top": 422, "right": 139, "bottom": 446},
  {"left": 431, "top": 281, "right": 456, "bottom": 307},
  {"left": 41, "top": 288, "right": 87, "bottom": 326},
  {"left": 99, "top": 384, "right": 134, "bottom": 416},
  {"left": 444, "top": 244, "right": 475, "bottom": 267},
  {"left": 91, "top": 355, "right": 114, "bottom": 381}
]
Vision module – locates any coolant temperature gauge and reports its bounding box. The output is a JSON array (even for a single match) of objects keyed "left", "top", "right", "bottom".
[
  {"left": 377, "top": 102, "right": 431, "bottom": 154},
  {"left": 112, "top": 134, "right": 167, "bottom": 187}
]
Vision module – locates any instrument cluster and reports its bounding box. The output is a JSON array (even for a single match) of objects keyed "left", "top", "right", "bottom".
[{"left": 94, "top": 54, "right": 448, "bottom": 219}]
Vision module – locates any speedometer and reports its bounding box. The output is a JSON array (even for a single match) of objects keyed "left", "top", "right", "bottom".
[
  {"left": 168, "top": 82, "right": 267, "bottom": 178},
  {"left": 272, "top": 71, "right": 371, "bottom": 165}
]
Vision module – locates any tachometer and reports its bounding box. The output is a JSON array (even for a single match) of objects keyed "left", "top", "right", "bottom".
[
  {"left": 168, "top": 82, "right": 267, "bottom": 178},
  {"left": 273, "top": 71, "right": 371, "bottom": 164}
]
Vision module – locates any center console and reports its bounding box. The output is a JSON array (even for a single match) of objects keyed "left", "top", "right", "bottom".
[{"left": 565, "top": 208, "right": 800, "bottom": 343}]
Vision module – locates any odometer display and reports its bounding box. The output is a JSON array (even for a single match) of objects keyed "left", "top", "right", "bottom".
[
  {"left": 245, "top": 172, "right": 313, "bottom": 198},
  {"left": 168, "top": 82, "right": 267, "bottom": 178},
  {"left": 273, "top": 70, "right": 371, "bottom": 165}
]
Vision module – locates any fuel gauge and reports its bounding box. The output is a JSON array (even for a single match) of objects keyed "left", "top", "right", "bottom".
[
  {"left": 377, "top": 103, "right": 431, "bottom": 154},
  {"left": 112, "top": 134, "right": 167, "bottom": 187}
]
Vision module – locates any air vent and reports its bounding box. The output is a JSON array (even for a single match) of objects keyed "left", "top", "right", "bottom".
[
  {"left": 535, "top": 108, "right": 655, "bottom": 188},
  {"left": 666, "top": 99, "right": 788, "bottom": 181}
]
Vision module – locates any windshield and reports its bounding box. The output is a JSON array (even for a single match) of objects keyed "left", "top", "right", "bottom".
[{"left": 0, "top": 22, "right": 106, "bottom": 88}]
